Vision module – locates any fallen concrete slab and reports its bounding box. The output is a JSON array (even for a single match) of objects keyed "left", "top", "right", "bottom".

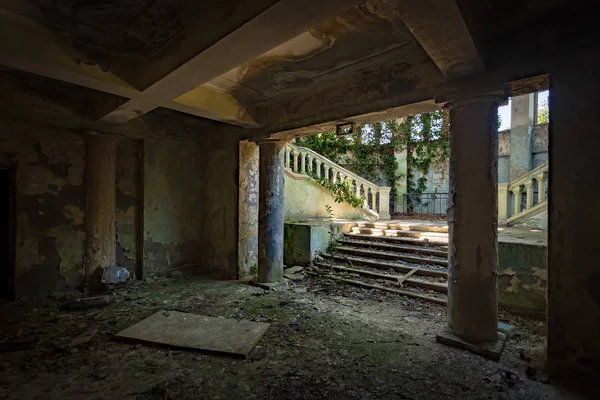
[{"left": 115, "top": 310, "right": 269, "bottom": 358}]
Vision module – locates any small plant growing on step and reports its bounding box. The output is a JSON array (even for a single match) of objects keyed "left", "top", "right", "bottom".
[{"left": 325, "top": 204, "right": 339, "bottom": 253}]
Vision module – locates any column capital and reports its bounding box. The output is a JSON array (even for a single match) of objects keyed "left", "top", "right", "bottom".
[
  {"left": 524, "top": 181, "right": 533, "bottom": 188},
  {"left": 535, "top": 173, "right": 545, "bottom": 182},
  {"left": 511, "top": 186, "right": 522, "bottom": 194},
  {"left": 256, "top": 138, "right": 288, "bottom": 146},
  {"left": 444, "top": 93, "right": 506, "bottom": 111}
]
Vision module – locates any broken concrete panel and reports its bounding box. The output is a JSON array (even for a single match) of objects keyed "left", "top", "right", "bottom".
[{"left": 498, "top": 240, "right": 547, "bottom": 316}]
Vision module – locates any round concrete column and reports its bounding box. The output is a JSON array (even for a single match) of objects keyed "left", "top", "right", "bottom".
[
  {"left": 257, "top": 139, "right": 286, "bottom": 283},
  {"left": 445, "top": 95, "right": 503, "bottom": 343},
  {"left": 84, "top": 134, "right": 116, "bottom": 288}
]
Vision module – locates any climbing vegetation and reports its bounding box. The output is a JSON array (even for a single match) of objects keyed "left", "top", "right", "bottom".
[{"left": 296, "top": 110, "right": 449, "bottom": 209}]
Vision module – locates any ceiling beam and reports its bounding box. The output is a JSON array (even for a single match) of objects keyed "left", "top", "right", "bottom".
[
  {"left": 97, "top": 0, "right": 366, "bottom": 124},
  {"left": 397, "top": 0, "right": 483, "bottom": 78},
  {"left": 0, "top": 19, "right": 263, "bottom": 127}
]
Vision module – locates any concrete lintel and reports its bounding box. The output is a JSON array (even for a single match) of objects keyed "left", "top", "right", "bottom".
[
  {"left": 98, "top": 0, "right": 366, "bottom": 124},
  {"left": 397, "top": 0, "right": 483, "bottom": 78}
]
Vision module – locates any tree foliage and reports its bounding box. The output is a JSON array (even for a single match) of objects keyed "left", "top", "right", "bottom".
[{"left": 295, "top": 110, "right": 450, "bottom": 209}]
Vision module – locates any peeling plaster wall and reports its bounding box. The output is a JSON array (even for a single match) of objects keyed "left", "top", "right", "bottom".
[
  {"left": 0, "top": 119, "right": 85, "bottom": 297},
  {"left": 532, "top": 123, "right": 549, "bottom": 167},
  {"left": 116, "top": 139, "right": 140, "bottom": 276},
  {"left": 238, "top": 140, "right": 259, "bottom": 277},
  {"left": 498, "top": 241, "right": 547, "bottom": 317},
  {"left": 284, "top": 172, "right": 370, "bottom": 220},
  {"left": 143, "top": 137, "right": 238, "bottom": 278}
]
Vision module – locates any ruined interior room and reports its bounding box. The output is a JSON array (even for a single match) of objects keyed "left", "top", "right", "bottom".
[{"left": 0, "top": 0, "right": 598, "bottom": 399}]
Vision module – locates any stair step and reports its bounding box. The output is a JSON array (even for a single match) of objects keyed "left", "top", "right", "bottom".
[
  {"left": 357, "top": 221, "right": 391, "bottom": 229},
  {"left": 336, "top": 246, "right": 448, "bottom": 266},
  {"left": 314, "top": 262, "right": 447, "bottom": 293},
  {"left": 344, "top": 233, "right": 446, "bottom": 247},
  {"left": 351, "top": 227, "right": 421, "bottom": 238},
  {"left": 339, "top": 238, "right": 448, "bottom": 257},
  {"left": 321, "top": 254, "right": 448, "bottom": 278},
  {"left": 388, "top": 223, "right": 449, "bottom": 233}
]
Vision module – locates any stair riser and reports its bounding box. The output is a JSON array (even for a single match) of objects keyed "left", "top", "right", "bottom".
[
  {"left": 351, "top": 227, "right": 421, "bottom": 238},
  {"left": 336, "top": 247, "right": 448, "bottom": 266},
  {"left": 339, "top": 240, "right": 448, "bottom": 258},
  {"left": 314, "top": 262, "right": 447, "bottom": 294},
  {"left": 322, "top": 254, "right": 448, "bottom": 278},
  {"left": 344, "top": 233, "right": 446, "bottom": 248}
]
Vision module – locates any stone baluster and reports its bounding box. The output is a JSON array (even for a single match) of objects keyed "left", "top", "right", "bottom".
[
  {"left": 525, "top": 181, "right": 534, "bottom": 209},
  {"left": 325, "top": 165, "right": 331, "bottom": 182},
  {"left": 291, "top": 151, "right": 297, "bottom": 172},
  {"left": 512, "top": 186, "right": 522, "bottom": 215},
  {"left": 285, "top": 147, "right": 291, "bottom": 170},
  {"left": 536, "top": 174, "right": 545, "bottom": 203},
  {"left": 306, "top": 155, "right": 312, "bottom": 174},
  {"left": 316, "top": 160, "right": 322, "bottom": 178},
  {"left": 299, "top": 152, "right": 306, "bottom": 174}
]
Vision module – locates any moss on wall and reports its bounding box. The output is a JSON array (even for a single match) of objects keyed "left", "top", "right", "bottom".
[{"left": 498, "top": 240, "right": 547, "bottom": 316}]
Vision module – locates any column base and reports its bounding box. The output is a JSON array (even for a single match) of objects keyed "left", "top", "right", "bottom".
[
  {"left": 249, "top": 279, "right": 289, "bottom": 291},
  {"left": 436, "top": 330, "right": 508, "bottom": 361}
]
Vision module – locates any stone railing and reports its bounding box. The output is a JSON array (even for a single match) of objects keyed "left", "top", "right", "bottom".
[
  {"left": 284, "top": 144, "right": 391, "bottom": 219},
  {"left": 499, "top": 162, "right": 548, "bottom": 224}
]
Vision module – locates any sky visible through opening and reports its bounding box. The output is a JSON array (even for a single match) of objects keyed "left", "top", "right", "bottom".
[{"left": 498, "top": 90, "right": 549, "bottom": 130}]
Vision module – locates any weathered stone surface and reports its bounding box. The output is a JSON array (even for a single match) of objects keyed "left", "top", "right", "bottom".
[
  {"left": 0, "top": 121, "right": 86, "bottom": 297},
  {"left": 238, "top": 140, "right": 259, "bottom": 278}
]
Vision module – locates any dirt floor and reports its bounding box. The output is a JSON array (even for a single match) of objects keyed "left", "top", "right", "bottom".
[{"left": 0, "top": 275, "right": 584, "bottom": 400}]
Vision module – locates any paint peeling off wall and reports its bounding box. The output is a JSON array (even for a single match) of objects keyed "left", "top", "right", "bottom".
[
  {"left": 238, "top": 140, "right": 259, "bottom": 277},
  {"left": 116, "top": 139, "right": 140, "bottom": 275},
  {"left": 143, "top": 136, "right": 238, "bottom": 278},
  {"left": 0, "top": 119, "right": 85, "bottom": 297},
  {"left": 498, "top": 240, "right": 547, "bottom": 317}
]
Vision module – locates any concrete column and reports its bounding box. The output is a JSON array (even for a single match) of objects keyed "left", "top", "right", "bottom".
[
  {"left": 257, "top": 139, "right": 286, "bottom": 284},
  {"left": 498, "top": 183, "right": 509, "bottom": 220},
  {"left": 547, "top": 55, "right": 600, "bottom": 382},
  {"left": 238, "top": 140, "right": 259, "bottom": 278},
  {"left": 509, "top": 93, "right": 535, "bottom": 181},
  {"left": 378, "top": 187, "right": 391, "bottom": 219},
  {"left": 445, "top": 94, "right": 502, "bottom": 343},
  {"left": 536, "top": 174, "right": 545, "bottom": 203},
  {"left": 84, "top": 135, "right": 116, "bottom": 287},
  {"left": 393, "top": 118, "right": 409, "bottom": 213},
  {"left": 512, "top": 187, "right": 522, "bottom": 215},
  {"left": 525, "top": 181, "right": 534, "bottom": 209}
]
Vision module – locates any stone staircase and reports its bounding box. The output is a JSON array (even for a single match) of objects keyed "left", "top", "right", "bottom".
[
  {"left": 285, "top": 144, "right": 391, "bottom": 219},
  {"left": 313, "top": 221, "right": 450, "bottom": 304},
  {"left": 500, "top": 162, "right": 548, "bottom": 226}
]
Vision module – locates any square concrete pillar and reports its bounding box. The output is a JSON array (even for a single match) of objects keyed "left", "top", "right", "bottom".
[
  {"left": 498, "top": 183, "right": 509, "bottom": 220},
  {"left": 547, "top": 56, "right": 600, "bottom": 386},
  {"left": 509, "top": 93, "right": 535, "bottom": 181},
  {"left": 378, "top": 187, "right": 391, "bottom": 219}
]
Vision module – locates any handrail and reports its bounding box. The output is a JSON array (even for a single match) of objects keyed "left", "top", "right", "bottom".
[
  {"left": 285, "top": 143, "right": 391, "bottom": 219},
  {"left": 508, "top": 162, "right": 548, "bottom": 191},
  {"left": 292, "top": 145, "right": 380, "bottom": 190}
]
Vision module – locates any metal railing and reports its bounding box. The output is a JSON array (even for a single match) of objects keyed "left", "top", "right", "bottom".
[{"left": 399, "top": 192, "right": 449, "bottom": 216}]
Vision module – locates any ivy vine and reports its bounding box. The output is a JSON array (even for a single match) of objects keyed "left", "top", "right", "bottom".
[{"left": 296, "top": 110, "right": 449, "bottom": 214}]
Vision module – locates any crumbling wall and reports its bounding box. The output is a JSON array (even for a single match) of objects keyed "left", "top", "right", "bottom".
[
  {"left": 238, "top": 140, "right": 259, "bottom": 277},
  {"left": 143, "top": 136, "right": 238, "bottom": 278},
  {"left": 116, "top": 139, "right": 140, "bottom": 276},
  {"left": 498, "top": 241, "right": 547, "bottom": 317},
  {"left": 0, "top": 119, "right": 85, "bottom": 297}
]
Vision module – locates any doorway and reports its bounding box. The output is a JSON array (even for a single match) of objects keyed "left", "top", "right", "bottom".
[{"left": 0, "top": 167, "right": 14, "bottom": 299}]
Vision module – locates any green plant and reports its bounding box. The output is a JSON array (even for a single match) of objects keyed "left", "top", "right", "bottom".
[
  {"left": 538, "top": 100, "right": 549, "bottom": 124},
  {"left": 250, "top": 263, "right": 258, "bottom": 275},
  {"left": 324, "top": 205, "right": 339, "bottom": 253},
  {"left": 311, "top": 173, "right": 365, "bottom": 208}
]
